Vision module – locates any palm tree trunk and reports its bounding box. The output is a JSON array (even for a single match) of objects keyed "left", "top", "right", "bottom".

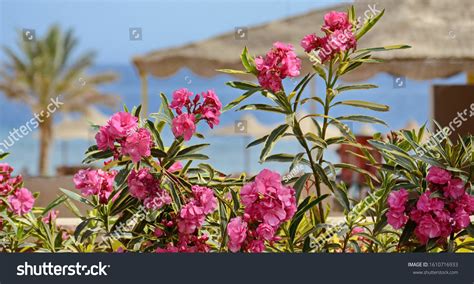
[{"left": 39, "top": 117, "right": 53, "bottom": 176}]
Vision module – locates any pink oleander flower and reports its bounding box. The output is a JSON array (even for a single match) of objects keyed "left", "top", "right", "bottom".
[
  {"left": 0, "top": 163, "right": 13, "bottom": 179},
  {"left": 426, "top": 167, "right": 451, "bottom": 184},
  {"left": 42, "top": 210, "right": 59, "bottom": 224},
  {"left": 121, "top": 128, "right": 152, "bottom": 163},
  {"left": 73, "top": 169, "right": 116, "bottom": 204},
  {"left": 414, "top": 215, "right": 441, "bottom": 244},
  {"left": 127, "top": 168, "right": 156, "bottom": 200},
  {"left": 202, "top": 90, "right": 222, "bottom": 111},
  {"left": 300, "top": 33, "right": 321, "bottom": 53},
  {"left": 387, "top": 210, "right": 408, "bottom": 229},
  {"left": 154, "top": 227, "right": 164, "bottom": 238},
  {"left": 227, "top": 217, "right": 248, "bottom": 252},
  {"left": 351, "top": 227, "right": 365, "bottom": 237},
  {"left": 95, "top": 126, "right": 115, "bottom": 151},
  {"left": 453, "top": 208, "right": 470, "bottom": 231},
  {"left": 416, "top": 191, "right": 444, "bottom": 213},
  {"left": 144, "top": 190, "right": 172, "bottom": 210},
  {"left": 248, "top": 239, "right": 265, "bottom": 253},
  {"left": 178, "top": 202, "right": 205, "bottom": 234},
  {"left": 192, "top": 186, "right": 217, "bottom": 215},
  {"left": 7, "top": 188, "right": 34, "bottom": 216},
  {"left": 387, "top": 189, "right": 409, "bottom": 212},
  {"left": 107, "top": 112, "right": 138, "bottom": 138},
  {"left": 256, "top": 223, "right": 275, "bottom": 241},
  {"left": 169, "top": 88, "right": 193, "bottom": 111},
  {"left": 255, "top": 42, "right": 301, "bottom": 93},
  {"left": 240, "top": 169, "right": 297, "bottom": 228},
  {"left": 0, "top": 182, "right": 13, "bottom": 196},
  {"left": 443, "top": 178, "right": 465, "bottom": 199},
  {"left": 327, "top": 28, "right": 357, "bottom": 52},
  {"left": 168, "top": 161, "right": 183, "bottom": 173},
  {"left": 323, "top": 11, "right": 351, "bottom": 32},
  {"left": 457, "top": 193, "right": 474, "bottom": 213},
  {"left": 172, "top": 113, "right": 196, "bottom": 141},
  {"left": 199, "top": 91, "right": 222, "bottom": 128}
]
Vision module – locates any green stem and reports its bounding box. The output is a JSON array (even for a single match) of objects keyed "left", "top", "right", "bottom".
[{"left": 294, "top": 121, "right": 325, "bottom": 223}]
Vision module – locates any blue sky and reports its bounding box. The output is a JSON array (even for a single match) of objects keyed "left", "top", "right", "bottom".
[{"left": 0, "top": 0, "right": 348, "bottom": 64}]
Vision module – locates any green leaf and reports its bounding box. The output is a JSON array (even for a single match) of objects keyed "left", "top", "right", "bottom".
[
  {"left": 160, "top": 93, "right": 174, "bottom": 120},
  {"left": 293, "top": 173, "right": 311, "bottom": 203},
  {"left": 265, "top": 153, "right": 294, "bottom": 163},
  {"left": 147, "top": 120, "right": 164, "bottom": 150},
  {"left": 333, "top": 163, "right": 380, "bottom": 183},
  {"left": 301, "top": 96, "right": 324, "bottom": 107},
  {"left": 174, "top": 153, "right": 209, "bottom": 161},
  {"left": 41, "top": 195, "right": 67, "bottom": 216},
  {"left": 312, "top": 64, "right": 326, "bottom": 80},
  {"left": 356, "top": 9, "right": 385, "bottom": 40},
  {"left": 292, "top": 73, "right": 315, "bottom": 111},
  {"left": 260, "top": 124, "right": 289, "bottom": 162},
  {"left": 305, "top": 133, "right": 328, "bottom": 148},
  {"left": 238, "top": 104, "right": 287, "bottom": 114},
  {"left": 74, "top": 218, "right": 94, "bottom": 240},
  {"left": 226, "top": 81, "right": 259, "bottom": 90},
  {"left": 150, "top": 148, "right": 167, "bottom": 158},
  {"left": 399, "top": 220, "right": 416, "bottom": 246},
  {"left": 289, "top": 194, "right": 330, "bottom": 242},
  {"left": 60, "top": 188, "right": 94, "bottom": 207},
  {"left": 334, "top": 184, "right": 350, "bottom": 211},
  {"left": 348, "top": 5, "right": 356, "bottom": 24},
  {"left": 334, "top": 100, "right": 389, "bottom": 112},
  {"left": 82, "top": 149, "right": 114, "bottom": 164},
  {"left": 336, "top": 115, "right": 387, "bottom": 126},
  {"left": 358, "top": 45, "right": 412, "bottom": 52},
  {"left": 216, "top": 69, "right": 249, "bottom": 75},
  {"left": 0, "top": 152, "right": 9, "bottom": 160},
  {"left": 176, "top": 143, "right": 209, "bottom": 157},
  {"left": 466, "top": 223, "right": 474, "bottom": 238},
  {"left": 223, "top": 88, "right": 259, "bottom": 112},
  {"left": 132, "top": 105, "right": 142, "bottom": 118},
  {"left": 240, "top": 46, "right": 257, "bottom": 75},
  {"left": 247, "top": 135, "right": 268, "bottom": 148},
  {"left": 336, "top": 84, "right": 378, "bottom": 93}
]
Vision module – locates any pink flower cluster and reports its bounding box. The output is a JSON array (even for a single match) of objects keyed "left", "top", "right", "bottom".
[
  {"left": 227, "top": 169, "right": 297, "bottom": 252},
  {"left": 0, "top": 163, "right": 34, "bottom": 216},
  {"left": 155, "top": 185, "right": 217, "bottom": 253},
  {"left": 169, "top": 88, "right": 222, "bottom": 141},
  {"left": 387, "top": 167, "right": 474, "bottom": 244},
  {"left": 300, "top": 11, "right": 356, "bottom": 62},
  {"left": 127, "top": 168, "right": 172, "bottom": 210},
  {"left": 178, "top": 185, "right": 218, "bottom": 234},
  {"left": 73, "top": 169, "right": 117, "bottom": 204},
  {"left": 255, "top": 42, "right": 301, "bottom": 93},
  {"left": 95, "top": 112, "right": 153, "bottom": 163}
]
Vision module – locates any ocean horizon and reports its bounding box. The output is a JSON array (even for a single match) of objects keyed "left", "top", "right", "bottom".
[{"left": 0, "top": 64, "right": 466, "bottom": 176}]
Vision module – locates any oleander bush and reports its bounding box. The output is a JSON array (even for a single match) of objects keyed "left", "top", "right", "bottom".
[{"left": 0, "top": 6, "right": 472, "bottom": 253}]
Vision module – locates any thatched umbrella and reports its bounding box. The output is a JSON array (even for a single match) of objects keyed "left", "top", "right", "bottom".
[
  {"left": 132, "top": 0, "right": 474, "bottom": 115},
  {"left": 53, "top": 107, "right": 108, "bottom": 164}
]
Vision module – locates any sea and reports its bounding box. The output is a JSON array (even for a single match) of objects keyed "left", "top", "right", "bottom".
[{"left": 0, "top": 64, "right": 466, "bottom": 176}]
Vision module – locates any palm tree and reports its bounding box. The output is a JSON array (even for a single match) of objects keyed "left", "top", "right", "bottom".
[{"left": 0, "top": 25, "right": 118, "bottom": 176}]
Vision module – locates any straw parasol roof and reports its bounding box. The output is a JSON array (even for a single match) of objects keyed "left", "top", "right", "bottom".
[
  {"left": 133, "top": 0, "right": 474, "bottom": 82},
  {"left": 53, "top": 107, "right": 109, "bottom": 141}
]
